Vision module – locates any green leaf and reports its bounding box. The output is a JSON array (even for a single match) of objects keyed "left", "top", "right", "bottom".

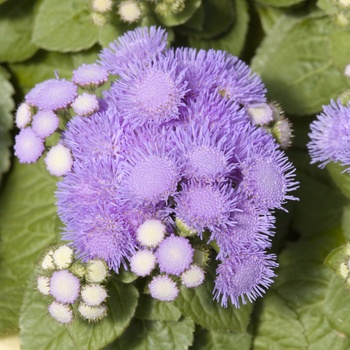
[
  {"left": 341, "top": 204, "right": 350, "bottom": 241},
  {"left": 155, "top": 0, "right": 202, "bottom": 27},
  {"left": 175, "top": 263, "right": 252, "bottom": 332},
  {"left": 108, "top": 317, "right": 195, "bottom": 350},
  {"left": 326, "top": 162, "right": 350, "bottom": 201},
  {"left": 10, "top": 51, "right": 76, "bottom": 95},
  {"left": 20, "top": 278, "right": 139, "bottom": 350},
  {"left": 251, "top": 13, "right": 350, "bottom": 116},
  {"left": 135, "top": 294, "right": 182, "bottom": 322},
  {"left": 324, "top": 245, "right": 345, "bottom": 274},
  {"left": 33, "top": 0, "right": 99, "bottom": 52},
  {"left": 289, "top": 150, "right": 347, "bottom": 237},
  {"left": 254, "top": 231, "right": 350, "bottom": 350},
  {"left": 0, "top": 67, "right": 14, "bottom": 184},
  {"left": 256, "top": 0, "right": 305, "bottom": 7},
  {"left": 188, "top": 0, "right": 249, "bottom": 56},
  {"left": 192, "top": 328, "right": 252, "bottom": 350},
  {"left": 185, "top": 0, "right": 235, "bottom": 39},
  {"left": 255, "top": 5, "right": 285, "bottom": 34},
  {"left": 0, "top": 0, "right": 38, "bottom": 63},
  {"left": 0, "top": 159, "right": 58, "bottom": 335}
]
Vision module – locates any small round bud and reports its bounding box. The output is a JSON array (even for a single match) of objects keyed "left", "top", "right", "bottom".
[
  {"left": 15, "top": 102, "right": 32, "bottom": 128},
  {"left": 130, "top": 250, "right": 156, "bottom": 277},
  {"left": 340, "top": 262, "right": 349, "bottom": 279},
  {"left": 344, "top": 64, "right": 350, "bottom": 78},
  {"left": 118, "top": 0, "right": 142, "bottom": 23},
  {"left": 72, "top": 64, "right": 109, "bottom": 89},
  {"left": 71, "top": 93, "right": 99, "bottom": 117},
  {"left": 45, "top": 144, "right": 73, "bottom": 176},
  {"left": 81, "top": 284, "right": 107, "bottom": 306},
  {"left": 91, "top": 0, "right": 113, "bottom": 13},
  {"left": 50, "top": 270, "right": 80, "bottom": 304},
  {"left": 14, "top": 128, "right": 45, "bottom": 164},
  {"left": 78, "top": 302, "right": 107, "bottom": 321},
  {"left": 149, "top": 275, "right": 179, "bottom": 302},
  {"left": 175, "top": 218, "right": 197, "bottom": 237},
  {"left": 52, "top": 245, "right": 74, "bottom": 269},
  {"left": 48, "top": 301, "right": 73, "bottom": 324},
  {"left": 136, "top": 219, "right": 166, "bottom": 247},
  {"left": 181, "top": 265, "right": 205, "bottom": 288},
  {"left": 37, "top": 276, "right": 50, "bottom": 295},
  {"left": 86, "top": 259, "right": 108, "bottom": 283},
  {"left": 272, "top": 118, "right": 293, "bottom": 150},
  {"left": 246, "top": 102, "right": 273, "bottom": 126},
  {"left": 42, "top": 250, "right": 54, "bottom": 270},
  {"left": 91, "top": 12, "right": 107, "bottom": 26},
  {"left": 32, "top": 110, "right": 59, "bottom": 138}
]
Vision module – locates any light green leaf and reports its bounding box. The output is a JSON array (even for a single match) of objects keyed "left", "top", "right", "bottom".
[
  {"left": 255, "top": 5, "right": 285, "bottom": 34},
  {"left": 0, "top": 67, "right": 14, "bottom": 184},
  {"left": 254, "top": 231, "right": 350, "bottom": 350},
  {"left": 135, "top": 294, "right": 182, "bottom": 322},
  {"left": 0, "top": 0, "right": 38, "bottom": 63},
  {"left": 10, "top": 51, "right": 75, "bottom": 94},
  {"left": 33, "top": 0, "right": 99, "bottom": 52},
  {"left": 155, "top": 0, "right": 202, "bottom": 27},
  {"left": 109, "top": 317, "right": 195, "bottom": 350},
  {"left": 192, "top": 328, "right": 252, "bottom": 350},
  {"left": 175, "top": 264, "right": 252, "bottom": 332},
  {"left": 341, "top": 204, "right": 350, "bottom": 241},
  {"left": 20, "top": 278, "right": 139, "bottom": 350},
  {"left": 256, "top": 0, "right": 305, "bottom": 7},
  {"left": 188, "top": 0, "right": 249, "bottom": 56},
  {"left": 0, "top": 159, "right": 58, "bottom": 335},
  {"left": 327, "top": 162, "right": 350, "bottom": 201},
  {"left": 251, "top": 13, "right": 350, "bottom": 116},
  {"left": 324, "top": 245, "right": 345, "bottom": 275}
]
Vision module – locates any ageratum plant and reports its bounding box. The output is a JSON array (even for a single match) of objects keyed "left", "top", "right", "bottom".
[{"left": 13, "top": 26, "right": 298, "bottom": 327}]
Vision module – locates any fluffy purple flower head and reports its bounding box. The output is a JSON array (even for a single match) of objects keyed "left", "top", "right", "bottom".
[
  {"left": 108, "top": 52, "right": 188, "bottom": 129},
  {"left": 215, "top": 51, "right": 266, "bottom": 106},
  {"left": 99, "top": 26, "right": 168, "bottom": 74},
  {"left": 213, "top": 249, "right": 278, "bottom": 307},
  {"left": 214, "top": 199, "right": 275, "bottom": 259},
  {"left": 308, "top": 100, "right": 350, "bottom": 170},
  {"left": 156, "top": 235, "right": 194, "bottom": 276},
  {"left": 119, "top": 130, "right": 181, "bottom": 205},
  {"left": 174, "top": 181, "right": 238, "bottom": 236},
  {"left": 32, "top": 110, "right": 60, "bottom": 138},
  {"left": 25, "top": 79, "right": 77, "bottom": 111},
  {"left": 72, "top": 63, "right": 109, "bottom": 88},
  {"left": 174, "top": 117, "right": 238, "bottom": 182},
  {"left": 14, "top": 128, "right": 45, "bottom": 164},
  {"left": 239, "top": 144, "right": 299, "bottom": 211},
  {"left": 50, "top": 270, "right": 80, "bottom": 304}
]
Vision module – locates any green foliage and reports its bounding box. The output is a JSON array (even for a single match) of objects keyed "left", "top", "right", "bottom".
[
  {"left": 0, "top": 160, "right": 58, "bottom": 335},
  {"left": 251, "top": 13, "right": 350, "bottom": 115},
  {"left": 20, "top": 278, "right": 139, "bottom": 350},
  {"left": 0, "top": 67, "right": 14, "bottom": 184},
  {"left": 0, "top": 0, "right": 38, "bottom": 63},
  {"left": 256, "top": 0, "right": 305, "bottom": 7}
]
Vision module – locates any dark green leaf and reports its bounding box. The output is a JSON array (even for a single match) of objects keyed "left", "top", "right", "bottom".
[
  {"left": 192, "top": 328, "right": 252, "bottom": 350},
  {"left": 33, "top": 0, "right": 99, "bottom": 52},
  {"left": 109, "top": 317, "right": 195, "bottom": 350},
  {"left": 256, "top": 0, "right": 305, "bottom": 7},
  {"left": 188, "top": 0, "right": 249, "bottom": 56},
  {"left": 327, "top": 162, "right": 350, "bottom": 201},
  {"left": 135, "top": 294, "right": 182, "bottom": 322},
  {"left": 175, "top": 264, "right": 252, "bottom": 332},
  {"left": 0, "top": 0, "right": 38, "bottom": 63}
]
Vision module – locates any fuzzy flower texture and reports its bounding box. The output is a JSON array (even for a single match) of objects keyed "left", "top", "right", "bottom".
[{"left": 15, "top": 27, "right": 299, "bottom": 309}]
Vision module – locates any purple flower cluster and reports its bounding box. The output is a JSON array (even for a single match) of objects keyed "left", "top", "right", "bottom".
[
  {"left": 308, "top": 100, "right": 350, "bottom": 172},
  {"left": 16, "top": 27, "right": 299, "bottom": 308}
]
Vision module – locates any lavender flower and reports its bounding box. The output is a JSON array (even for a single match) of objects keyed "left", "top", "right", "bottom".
[
  {"left": 308, "top": 100, "right": 350, "bottom": 170},
  {"left": 50, "top": 270, "right": 80, "bottom": 304},
  {"left": 45, "top": 144, "right": 73, "bottom": 177},
  {"left": 72, "top": 63, "right": 109, "bottom": 88},
  {"left": 181, "top": 265, "right": 205, "bottom": 288},
  {"left": 130, "top": 250, "right": 156, "bottom": 277},
  {"left": 14, "top": 128, "right": 45, "bottom": 164},
  {"left": 99, "top": 26, "right": 168, "bottom": 74},
  {"left": 25, "top": 79, "right": 77, "bottom": 111},
  {"left": 71, "top": 93, "right": 99, "bottom": 117},
  {"left": 213, "top": 249, "right": 278, "bottom": 307},
  {"left": 15, "top": 102, "right": 32, "bottom": 128}
]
